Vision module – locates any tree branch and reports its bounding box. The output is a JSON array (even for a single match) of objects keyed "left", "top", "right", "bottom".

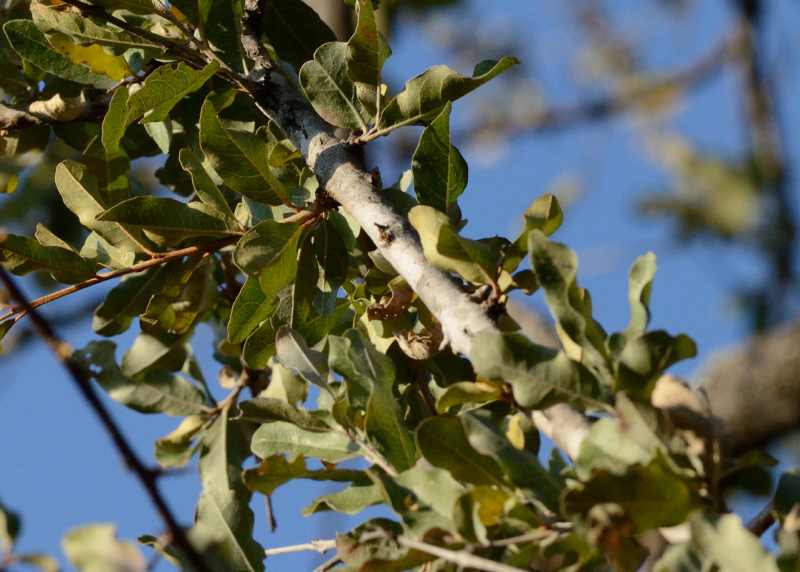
[
  {"left": 0, "top": 236, "right": 239, "bottom": 325},
  {"left": 263, "top": 539, "right": 336, "bottom": 557},
  {"left": 0, "top": 268, "right": 213, "bottom": 572},
  {"left": 395, "top": 537, "right": 527, "bottom": 572}
]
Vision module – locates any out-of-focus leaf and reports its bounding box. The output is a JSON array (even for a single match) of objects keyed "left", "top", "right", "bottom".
[
  {"left": 435, "top": 381, "right": 502, "bottom": 413},
  {"left": 97, "top": 197, "right": 235, "bottom": 239},
  {"left": 243, "top": 454, "right": 364, "bottom": 496},
  {"left": 0, "top": 498, "right": 20, "bottom": 554},
  {"left": 250, "top": 421, "right": 357, "bottom": 463},
  {"left": 412, "top": 102, "right": 467, "bottom": 212},
  {"left": 300, "top": 42, "right": 371, "bottom": 132},
  {"left": 378, "top": 57, "right": 518, "bottom": 133},
  {"left": 154, "top": 415, "right": 206, "bottom": 468},
  {"left": 416, "top": 416, "right": 505, "bottom": 486},
  {"left": 470, "top": 331, "right": 600, "bottom": 408},
  {"left": 690, "top": 514, "right": 778, "bottom": 572},
  {"left": 775, "top": 471, "right": 800, "bottom": 518},
  {"left": 242, "top": 318, "right": 279, "bottom": 370},
  {"left": 200, "top": 96, "right": 289, "bottom": 205},
  {"left": 4, "top": 20, "right": 117, "bottom": 88},
  {"left": 0, "top": 232, "right": 97, "bottom": 284},
  {"left": 62, "top": 524, "right": 146, "bottom": 572},
  {"left": 75, "top": 341, "right": 207, "bottom": 416},
  {"left": 261, "top": 0, "right": 335, "bottom": 70},
  {"left": 17, "top": 553, "right": 60, "bottom": 572}
]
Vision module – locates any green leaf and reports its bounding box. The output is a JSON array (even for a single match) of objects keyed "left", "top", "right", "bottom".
[
  {"left": 243, "top": 454, "right": 364, "bottom": 496},
  {"left": 75, "top": 341, "right": 207, "bottom": 416},
  {"left": 300, "top": 42, "right": 371, "bottom": 132},
  {"left": 242, "top": 319, "right": 279, "bottom": 370},
  {"left": 261, "top": 0, "right": 336, "bottom": 69},
  {"left": 624, "top": 252, "right": 656, "bottom": 339},
  {"left": 97, "top": 197, "right": 235, "bottom": 239},
  {"left": 411, "top": 102, "right": 467, "bottom": 212},
  {"left": 121, "top": 330, "right": 186, "bottom": 377},
  {"left": 227, "top": 276, "right": 278, "bottom": 343},
  {"left": 197, "top": 407, "right": 264, "bottom": 572},
  {"left": 154, "top": 415, "right": 206, "bottom": 468},
  {"left": 304, "top": 483, "right": 383, "bottom": 516},
  {"left": 199, "top": 96, "right": 289, "bottom": 205},
  {"left": 128, "top": 62, "right": 220, "bottom": 124},
  {"left": 613, "top": 330, "right": 697, "bottom": 398},
  {"left": 0, "top": 232, "right": 97, "bottom": 284},
  {"left": 54, "top": 160, "right": 145, "bottom": 253},
  {"left": 462, "top": 410, "right": 561, "bottom": 510},
  {"left": 88, "top": 0, "right": 156, "bottom": 14},
  {"left": 234, "top": 220, "right": 304, "bottom": 294},
  {"left": 688, "top": 514, "right": 779, "bottom": 572},
  {"left": 416, "top": 416, "right": 505, "bottom": 487},
  {"left": 250, "top": 421, "right": 357, "bottom": 463},
  {"left": 378, "top": 57, "right": 519, "bottom": 133},
  {"left": 311, "top": 220, "right": 349, "bottom": 291},
  {"left": 30, "top": 2, "right": 157, "bottom": 49},
  {"left": 346, "top": 0, "right": 391, "bottom": 114},
  {"left": 435, "top": 381, "right": 502, "bottom": 413},
  {"left": 274, "top": 326, "right": 331, "bottom": 394},
  {"left": 179, "top": 148, "right": 236, "bottom": 220},
  {"left": 238, "top": 397, "right": 330, "bottom": 432},
  {"left": 394, "top": 462, "right": 465, "bottom": 520},
  {"left": 4, "top": 20, "right": 117, "bottom": 88},
  {"left": 409, "top": 205, "right": 501, "bottom": 284},
  {"left": 62, "top": 524, "right": 146, "bottom": 572},
  {"left": 775, "top": 471, "right": 800, "bottom": 517},
  {"left": 0, "top": 498, "right": 20, "bottom": 555},
  {"left": 564, "top": 453, "right": 695, "bottom": 532},
  {"left": 470, "top": 331, "right": 600, "bottom": 408}
]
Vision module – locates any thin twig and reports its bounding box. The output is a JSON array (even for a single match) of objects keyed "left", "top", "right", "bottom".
[
  {"left": 0, "top": 268, "right": 213, "bottom": 572},
  {"left": 396, "top": 537, "right": 527, "bottom": 572},
  {"left": 0, "top": 237, "right": 238, "bottom": 324},
  {"left": 747, "top": 502, "right": 776, "bottom": 537},
  {"left": 263, "top": 539, "right": 336, "bottom": 557}
]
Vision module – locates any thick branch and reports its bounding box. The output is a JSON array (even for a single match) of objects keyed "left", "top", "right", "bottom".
[{"left": 0, "top": 268, "right": 213, "bottom": 572}]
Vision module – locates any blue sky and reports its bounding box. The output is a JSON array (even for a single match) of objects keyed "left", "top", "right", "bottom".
[{"left": 3, "top": 0, "right": 800, "bottom": 570}]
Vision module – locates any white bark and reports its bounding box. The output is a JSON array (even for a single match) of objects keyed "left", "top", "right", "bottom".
[{"left": 264, "top": 75, "right": 591, "bottom": 459}]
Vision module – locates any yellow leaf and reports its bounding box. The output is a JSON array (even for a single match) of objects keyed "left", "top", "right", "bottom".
[{"left": 47, "top": 34, "right": 129, "bottom": 80}]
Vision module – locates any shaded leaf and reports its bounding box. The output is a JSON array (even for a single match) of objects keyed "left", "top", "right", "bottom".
[
  {"left": 234, "top": 220, "right": 304, "bottom": 294},
  {"left": 250, "top": 421, "right": 357, "bottom": 463},
  {"left": 0, "top": 232, "right": 97, "bottom": 284},
  {"left": 98, "top": 197, "right": 235, "bottom": 239},
  {"left": 227, "top": 276, "right": 278, "bottom": 344},
  {"left": 304, "top": 483, "right": 382, "bottom": 516},
  {"left": 346, "top": 0, "right": 391, "bottom": 114},
  {"left": 179, "top": 147, "right": 235, "bottom": 220},
  {"left": 243, "top": 454, "right": 364, "bottom": 496},
  {"left": 261, "top": 0, "right": 336, "bottom": 69}
]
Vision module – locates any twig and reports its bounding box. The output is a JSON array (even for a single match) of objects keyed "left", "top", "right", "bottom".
[
  {"left": 0, "top": 268, "right": 213, "bottom": 572},
  {"left": 0, "top": 237, "right": 238, "bottom": 324},
  {"left": 747, "top": 502, "right": 776, "bottom": 537},
  {"left": 396, "top": 537, "right": 527, "bottom": 572},
  {"left": 263, "top": 539, "right": 336, "bottom": 557}
]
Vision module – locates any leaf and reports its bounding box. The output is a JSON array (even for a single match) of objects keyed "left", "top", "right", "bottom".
[
  {"left": 54, "top": 160, "right": 145, "bottom": 253},
  {"left": 30, "top": 2, "right": 158, "bottom": 49},
  {"left": 250, "top": 421, "right": 357, "bottom": 463},
  {"left": 62, "top": 524, "right": 146, "bottom": 572},
  {"left": 346, "top": 0, "right": 391, "bottom": 113},
  {"left": 197, "top": 408, "right": 264, "bottom": 572},
  {"left": 242, "top": 319, "right": 279, "bottom": 370},
  {"left": 624, "top": 252, "right": 656, "bottom": 339},
  {"left": 304, "top": 483, "right": 383, "bottom": 516},
  {"left": 0, "top": 498, "right": 20, "bottom": 555},
  {"left": 128, "top": 62, "right": 220, "bottom": 124},
  {"left": 378, "top": 57, "right": 519, "bottom": 133},
  {"left": 0, "top": 232, "right": 97, "bottom": 284},
  {"left": 4, "top": 20, "right": 117, "bottom": 88},
  {"left": 688, "top": 515, "right": 778, "bottom": 572},
  {"left": 75, "top": 341, "right": 207, "bottom": 416},
  {"left": 154, "top": 415, "right": 206, "bottom": 468},
  {"left": 179, "top": 148, "right": 235, "bottom": 220},
  {"left": 409, "top": 205, "right": 501, "bottom": 284},
  {"left": 775, "top": 471, "right": 800, "bottom": 517},
  {"left": 238, "top": 397, "right": 330, "bottom": 432},
  {"left": 461, "top": 410, "right": 561, "bottom": 510},
  {"left": 435, "top": 381, "right": 502, "bottom": 413},
  {"left": 234, "top": 220, "right": 304, "bottom": 294},
  {"left": 261, "top": 0, "right": 336, "bottom": 69},
  {"left": 300, "top": 42, "right": 371, "bottom": 132},
  {"left": 411, "top": 102, "right": 467, "bottom": 212},
  {"left": 274, "top": 326, "right": 330, "bottom": 393},
  {"left": 416, "top": 416, "right": 505, "bottom": 487},
  {"left": 243, "top": 454, "right": 364, "bottom": 496},
  {"left": 98, "top": 197, "right": 235, "bottom": 239},
  {"left": 470, "top": 331, "right": 600, "bottom": 408},
  {"left": 17, "top": 553, "right": 60, "bottom": 572},
  {"left": 121, "top": 330, "right": 186, "bottom": 377},
  {"left": 199, "top": 96, "right": 289, "bottom": 205},
  {"left": 564, "top": 453, "right": 695, "bottom": 532},
  {"left": 227, "top": 276, "right": 278, "bottom": 343},
  {"left": 394, "top": 463, "right": 465, "bottom": 520},
  {"left": 46, "top": 33, "right": 129, "bottom": 80},
  {"left": 311, "top": 220, "right": 349, "bottom": 291}
]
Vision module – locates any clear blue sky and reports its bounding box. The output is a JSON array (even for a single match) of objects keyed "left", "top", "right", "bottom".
[{"left": 3, "top": 1, "right": 800, "bottom": 570}]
